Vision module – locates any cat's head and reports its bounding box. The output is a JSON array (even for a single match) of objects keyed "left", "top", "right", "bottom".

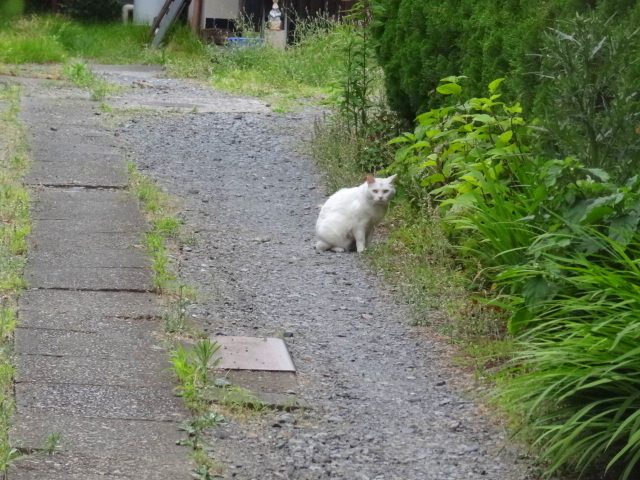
[{"left": 365, "top": 174, "right": 397, "bottom": 204}]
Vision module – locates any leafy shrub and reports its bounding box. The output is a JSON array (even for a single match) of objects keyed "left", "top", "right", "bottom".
[
  {"left": 534, "top": 12, "right": 640, "bottom": 182},
  {"left": 385, "top": 78, "right": 640, "bottom": 301},
  {"left": 374, "top": 0, "right": 639, "bottom": 121},
  {"left": 383, "top": 78, "right": 540, "bottom": 275}
]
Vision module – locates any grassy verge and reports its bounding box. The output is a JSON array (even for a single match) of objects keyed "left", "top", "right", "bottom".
[{"left": 0, "top": 83, "right": 29, "bottom": 469}]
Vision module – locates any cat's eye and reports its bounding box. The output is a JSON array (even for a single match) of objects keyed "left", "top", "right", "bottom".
[
  {"left": 382, "top": 189, "right": 389, "bottom": 193},
  {"left": 373, "top": 189, "right": 379, "bottom": 193}
]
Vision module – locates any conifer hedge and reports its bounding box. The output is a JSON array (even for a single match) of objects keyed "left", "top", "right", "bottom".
[{"left": 374, "top": 0, "right": 640, "bottom": 120}]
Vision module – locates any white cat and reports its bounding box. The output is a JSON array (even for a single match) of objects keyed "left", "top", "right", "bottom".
[{"left": 315, "top": 174, "right": 397, "bottom": 253}]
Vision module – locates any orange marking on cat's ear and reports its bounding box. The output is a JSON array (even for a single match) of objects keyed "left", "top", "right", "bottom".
[{"left": 366, "top": 174, "right": 375, "bottom": 184}]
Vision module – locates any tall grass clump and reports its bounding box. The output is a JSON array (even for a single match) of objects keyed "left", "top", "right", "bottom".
[
  {"left": 0, "top": 15, "right": 162, "bottom": 65},
  {"left": 203, "top": 14, "right": 349, "bottom": 104},
  {"left": 497, "top": 230, "right": 640, "bottom": 479}
]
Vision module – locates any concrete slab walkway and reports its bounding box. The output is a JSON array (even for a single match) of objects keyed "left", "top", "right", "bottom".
[{"left": 9, "top": 82, "right": 191, "bottom": 478}]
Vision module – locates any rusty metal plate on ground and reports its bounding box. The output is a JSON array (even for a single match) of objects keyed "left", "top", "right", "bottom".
[{"left": 212, "top": 336, "right": 295, "bottom": 372}]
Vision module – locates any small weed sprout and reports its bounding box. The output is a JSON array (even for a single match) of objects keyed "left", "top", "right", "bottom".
[
  {"left": 40, "top": 433, "right": 61, "bottom": 455},
  {"left": 179, "top": 411, "right": 224, "bottom": 449},
  {"left": 170, "top": 340, "right": 221, "bottom": 404}
]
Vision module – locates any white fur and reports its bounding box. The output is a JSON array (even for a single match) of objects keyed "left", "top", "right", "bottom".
[{"left": 315, "top": 175, "right": 397, "bottom": 253}]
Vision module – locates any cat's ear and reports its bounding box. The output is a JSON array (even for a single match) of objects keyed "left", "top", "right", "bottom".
[
  {"left": 387, "top": 174, "right": 397, "bottom": 184},
  {"left": 366, "top": 174, "right": 375, "bottom": 184}
]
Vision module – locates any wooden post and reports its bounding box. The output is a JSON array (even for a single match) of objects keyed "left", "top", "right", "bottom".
[{"left": 191, "top": 0, "right": 203, "bottom": 32}]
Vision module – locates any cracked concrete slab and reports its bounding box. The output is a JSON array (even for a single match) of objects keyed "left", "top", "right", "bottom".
[
  {"left": 18, "top": 290, "right": 160, "bottom": 320},
  {"left": 13, "top": 410, "right": 184, "bottom": 454},
  {"left": 15, "top": 354, "right": 173, "bottom": 387},
  {"left": 24, "top": 264, "right": 153, "bottom": 291},
  {"left": 16, "top": 383, "right": 184, "bottom": 421},
  {"left": 11, "top": 450, "right": 191, "bottom": 480},
  {"left": 27, "top": 247, "right": 149, "bottom": 268},
  {"left": 28, "top": 230, "right": 146, "bottom": 250},
  {"left": 26, "top": 157, "right": 128, "bottom": 188},
  {"left": 27, "top": 142, "right": 122, "bottom": 162},
  {"left": 14, "top": 323, "right": 164, "bottom": 359}
]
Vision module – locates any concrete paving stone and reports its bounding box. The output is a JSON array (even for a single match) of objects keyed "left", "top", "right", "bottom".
[
  {"left": 10, "top": 450, "right": 192, "bottom": 479},
  {"left": 17, "top": 309, "right": 161, "bottom": 332},
  {"left": 20, "top": 97, "right": 100, "bottom": 125},
  {"left": 15, "top": 353, "right": 174, "bottom": 387},
  {"left": 27, "top": 142, "right": 122, "bottom": 162},
  {"left": 28, "top": 230, "right": 146, "bottom": 250},
  {"left": 26, "top": 157, "right": 128, "bottom": 187},
  {"left": 14, "top": 322, "right": 165, "bottom": 359},
  {"left": 29, "top": 191, "right": 147, "bottom": 231},
  {"left": 18, "top": 290, "right": 160, "bottom": 320},
  {"left": 31, "top": 188, "right": 147, "bottom": 228},
  {"left": 16, "top": 383, "right": 184, "bottom": 421},
  {"left": 27, "top": 247, "right": 149, "bottom": 269},
  {"left": 27, "top": 124, "right": 115, "bottom": 143},
  {"left": 12, "top": 409, "right": 185, "bottom": 454},
  {"left": 24, "top": 264, "right": 154, "bottom": 291}
]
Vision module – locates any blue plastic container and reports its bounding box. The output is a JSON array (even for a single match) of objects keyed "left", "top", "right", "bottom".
[{"left": 227, "top": 37, "right": 266, "bottom": 48}]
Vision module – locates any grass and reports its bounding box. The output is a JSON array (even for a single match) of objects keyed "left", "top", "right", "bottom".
[
  {"left": 126, "top": 160, "right": 187, "bottom": 294},
  {"left": 495, "top": 232, "right": 640, "bottom": 479},
  {"left": 0, "top": 85, "right": 30, "bottom": 293},
  {"left": 63, "top": 61, "right": 121, "bottom": 101},
  {"left": 0, "top": 15, "right": 162, "bottom": 65},
  {"left": 0, "top": 84, "right": 29, "bottom": 471}
]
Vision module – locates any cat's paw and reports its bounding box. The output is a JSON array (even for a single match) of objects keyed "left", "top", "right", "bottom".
[{"left": 330, "top": 247, "right": 345, "bottom": 253}]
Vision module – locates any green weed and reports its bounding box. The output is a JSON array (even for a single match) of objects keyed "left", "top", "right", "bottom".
[
  {"left": 40, "top": 433, "right": 61, "bottom": 455},
  {"left": 63, "top": 61, "right": 121, "bottom": 101},
  {"left": 127, "top": 160, "right": 189, "bottom": 293},
  {"left": 170, "top": 339, "right": 221, "bottom": 408}
]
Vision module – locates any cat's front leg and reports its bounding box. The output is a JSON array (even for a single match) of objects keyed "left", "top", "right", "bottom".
[{"left": 354, "top": 228, "right": 367, "bottom": 253}]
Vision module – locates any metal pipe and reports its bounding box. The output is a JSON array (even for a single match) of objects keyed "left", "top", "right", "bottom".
[{"left": 122, "top": 4, "right": 134, "bottom": 24}]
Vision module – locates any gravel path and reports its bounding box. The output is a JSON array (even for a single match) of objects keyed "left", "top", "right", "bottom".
[{"left": 96, "top": 66, "right": 533, "bottom": 480}]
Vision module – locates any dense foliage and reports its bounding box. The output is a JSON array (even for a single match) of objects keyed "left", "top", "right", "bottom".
[
  {"left": 380, "top": 8, "right": 640, "bottom": 472},
  {"left": 374, "top": 0, "right": 640, "bottom": 122}
]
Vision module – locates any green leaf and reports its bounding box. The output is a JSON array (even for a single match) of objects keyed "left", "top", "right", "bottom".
[
  {"left": 488, "top": 78, "right": 505, "bottom": 93},
  {"left": 585, "top": 168, "right": 610, "bottom": 182},
  {"left": 436, "top": 82, "right": 462, "bottom": 96},
  {"left": 420, "top": 173, "right": 445, "bottom": 185},
  {"left": 609, "top": 215, "right": 640, "bottom": 244},
  {"left": 471, "top": 114, "right": 494, "bottom": 124},
  {"left": 523, "top": 276, "right": 553, "bottom": 306},
  {"left": 498, "top": 130, "right": 513, "bottom": 144},
  {"left": 440, "top": 75, "right": 467, "bottom": 83},
  {"left": 508, "top": 308, "right": 533, "bottom": 334}
]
